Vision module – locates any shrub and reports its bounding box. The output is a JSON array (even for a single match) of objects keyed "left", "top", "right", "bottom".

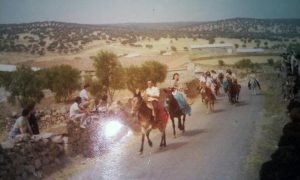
[{"left": 218, "top": 60, "right": 225, "bottom": 66}]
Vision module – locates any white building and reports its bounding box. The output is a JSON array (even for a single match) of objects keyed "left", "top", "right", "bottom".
[
  {"left": 190, "top": 44, "right": 234, "bottom": 54},
  {"left": 0, "top": 64, "right": 40, "bottom": 72}
]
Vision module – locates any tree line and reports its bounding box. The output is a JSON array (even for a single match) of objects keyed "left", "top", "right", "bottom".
[{"left": 0, "top": 51, "right": 168, "bottom": 107}]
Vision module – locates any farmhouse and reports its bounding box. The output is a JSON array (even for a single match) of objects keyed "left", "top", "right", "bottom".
[{"left": 190, "top": 44, "right": 234, "bottom": 54}]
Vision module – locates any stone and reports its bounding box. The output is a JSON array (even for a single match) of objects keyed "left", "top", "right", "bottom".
[
  {"left": 14, "top": 134, "right": 31, "bottom": 142},
  {"left": 51, "top": 135, "right": 63, "bottom": 144},
  {"left": 42, "top": 156, "right": 50, "bottom": 165},
  {"left": 34, "top": 159, "right": 42, "bottom": 169},
  {"left": 55, "top": 158, "right": 61, "bottom": 165},
  {"left": 1, "top": 141, "right": 14, "bottom": 150},
  {"left": 11, "top": 111, "right": 18, "bottom": 118},
  {"left": 33, "top": 171, "right": 43, "bottom": 178},
  {"left": 26, "top": 165, "right": 36, "bottom": 174}
]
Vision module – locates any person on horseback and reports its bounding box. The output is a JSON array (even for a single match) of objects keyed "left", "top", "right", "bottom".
[
  {"left": 205, "top": 71, "right": 217, "bottom": 97},
  {"left": 145, "top": 80, "right": 160, "bottom": 122},
  {"left": 169, "top": 73, "right": 191, "bottom": 116},
  {"left": 248, "top": 71, "right": 261, "bottom": 90}
]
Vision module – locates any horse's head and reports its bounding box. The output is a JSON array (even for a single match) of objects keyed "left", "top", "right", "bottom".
[
  {"left": 163, "top": 88, "right": 174, "bottom": 104},
  {"left": 131, "top": 91, "right": 143, "bottom": 115}
]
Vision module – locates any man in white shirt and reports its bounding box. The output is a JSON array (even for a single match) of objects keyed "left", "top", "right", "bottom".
[
  {"left": 70, "top": 96, "right": 90, "bottom": 128},
  {"left": 79, "top": 84, "right": 91, "bottom": 109},
  {"left": 145, "top": 81, "right": 160, "bottom": 122}
]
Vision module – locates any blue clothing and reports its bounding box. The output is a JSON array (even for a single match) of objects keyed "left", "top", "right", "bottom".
[
  {"left": 8, "top": 128, "right": 20, "bottom": 140},
  {"left": 223, "top": 80, "right": 228, "bottom": 92},
  {"left": 170, "top": 91, "right": 192, "bottom": 116}
]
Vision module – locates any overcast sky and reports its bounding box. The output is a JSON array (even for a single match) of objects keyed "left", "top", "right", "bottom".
[{"left": 0, "top": 0, "right": 300, "bottom": 24}]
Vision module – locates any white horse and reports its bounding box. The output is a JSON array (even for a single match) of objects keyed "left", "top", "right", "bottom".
[{"left": 249, "top": 78, "right": 259, "bottom": 95}]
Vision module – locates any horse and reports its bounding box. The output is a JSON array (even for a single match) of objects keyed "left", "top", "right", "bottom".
[
  {"left": 199, "top": 82, "right": 207, "bottom": 103},
  {"left": 163, "top": 89, "right": 186, "bottom": 138},
  {"left": 200, "top": 86, "right": 215, "bottom": 113},
  {"left": 131, "top": 92, "right": 168, "bottom": 154},
  {"left": 212, "top": 79, "right": 222, "bottom": 96},
  {"left": 248, "top": 78, "right": 259, "bottom": 95},
  {"left": 227, "top": 79, "right": 239, "bottom": 104}
]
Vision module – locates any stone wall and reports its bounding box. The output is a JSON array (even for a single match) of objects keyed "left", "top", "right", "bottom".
[{"left": 0, "top": 133, "right": 66, "bottom": 179}]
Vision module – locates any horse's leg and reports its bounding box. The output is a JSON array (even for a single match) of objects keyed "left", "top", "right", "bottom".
[
  {"left": 178, "top": 116, "right": 182, "bottom": 130},
  {"left": 140, "top": 133, "right": 145, "bottom": 154},
  {"left": 171, "top": 117, "right": 176, "bottom": 138},
  {"left": 182, "top": 114, "right": 186, "bottom": 133},
  {"left": 146, "top": 129, "right": 152, "bottom": 147},
  {"left": 159, "top": 129, "right": 164, "bottom": 148},
  {"left": 164, "top": 130, "right": 167, "bottom": 147}
]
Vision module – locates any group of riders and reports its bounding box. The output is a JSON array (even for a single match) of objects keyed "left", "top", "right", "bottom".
[
  {"left": 69, "top": 68, "right": 262, "bottom": 128},
  {"left": 198, "top": 69, "right": 241, "bottom": 107}
]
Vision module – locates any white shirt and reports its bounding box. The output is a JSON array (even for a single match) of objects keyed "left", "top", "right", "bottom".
[
  {"left": 146, "top": 86, "right": 160, "bottom": 101},
  {"left": 79, "top": 89, "right": 89, "bottom": 100},
  {"left": 199, "top": 76, "right": 206, "bottom": 83},
  {"left": 206, "top": 77, "right": 213, "bottom": 87},
  {"left": 69, "top": 102, "right": 80, "bottom": 117}
]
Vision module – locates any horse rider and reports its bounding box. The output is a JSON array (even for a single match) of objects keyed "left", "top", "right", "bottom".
[
  {"left": 169, "top": 73, "right": 191, "bottom": 116},
  {"left": 205, "top": 71, "right": 216, "bottom": 96},
  {"left": 248, "top": 71, "right": 261, "bottom": 90},
  {"left": 145, "top": 80, "right": 160, "bottom": 122}
]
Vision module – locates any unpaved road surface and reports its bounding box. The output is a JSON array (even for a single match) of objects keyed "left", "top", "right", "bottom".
[{"left": 67, "top": 86, "right": 262, "bottom": 180}]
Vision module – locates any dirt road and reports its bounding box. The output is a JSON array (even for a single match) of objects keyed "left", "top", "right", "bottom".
[{"left": 63, "top": 86, "right": 263, "bottom": 180}]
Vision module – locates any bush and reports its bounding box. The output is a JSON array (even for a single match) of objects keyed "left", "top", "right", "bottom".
[
  {"left": 145, "top": 44, "right": 153, "bottom": 49},
  {"left": 160, "top": 50, "right": 166, "bottom": 55},
  {"left": 208, "top": 38, "right": 215, "bottom": 44},
  {"left": 218, "top": 60, "right": 225, "bottom": 66},
  {"left": 171, "top": 46, "right": 177, "bottom": 52},
  {"left": 234, "top": 59, "right": 255, "bottom": 69},
  {"left": 267, "top": 58, "right": 274, "bottom": 66},
  {"left": 184, "top": 79, "right": 200, "bottom": 98}
]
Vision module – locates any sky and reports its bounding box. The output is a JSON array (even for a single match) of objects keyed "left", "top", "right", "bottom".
[{"left": 0, "top": 0, "right": 300, "bottom": 24}]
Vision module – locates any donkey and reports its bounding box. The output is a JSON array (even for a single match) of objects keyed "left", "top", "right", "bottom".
[{"left": 131, "top": 92, "right": 169, "bottom": 154}]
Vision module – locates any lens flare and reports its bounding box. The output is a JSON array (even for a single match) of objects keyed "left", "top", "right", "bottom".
[{"left": 104, "top": 121, "right": 123, "bottom": 138}]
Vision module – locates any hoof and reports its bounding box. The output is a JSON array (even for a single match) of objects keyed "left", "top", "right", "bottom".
[
  {"left": 148, "top": 141, "right": 153, "bottom": 147},
  {"left": 139, "top": 151, "right": 143, "bottom": 155}
]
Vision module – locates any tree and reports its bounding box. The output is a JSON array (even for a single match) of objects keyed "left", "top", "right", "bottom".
[
  {"left": 3, "top": 65, "right": 44, "bottom": 107},
  {"left": 125, "top": 61, "right": 168, "bottom": 93},
  {"left": 142, "top": 61, "right": 168, "bottom": 84},
  {"left": 92, "top": 51, "right": 125, "bottom": 101},
  {"left": 125, "top": 65, "right": 145, "bottom": 93},
  {"left": 46, "top": 65, "right": 81, "bottom": 102},
  {"left": 83, "top": 75, "right": 105, "bottom": 99}
]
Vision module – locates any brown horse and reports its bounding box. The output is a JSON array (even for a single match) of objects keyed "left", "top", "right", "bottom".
[
  {"left": 213, "top": 79, "right": 222, "bottom": 96},
  {"left": 199, "top": 85, "right": 215, "bottom": 113},
  {"left": 199, "top": 82, "right": 206, "bottom": 103},
  {"left": 227, "top": 79, "right": 241, "bottom": 104},
  {"left": 163, "top": 89, "right": 186, "bottom": 138},
  {"left": 131, "top": 92, "right": 168, "bottom": 154}
]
